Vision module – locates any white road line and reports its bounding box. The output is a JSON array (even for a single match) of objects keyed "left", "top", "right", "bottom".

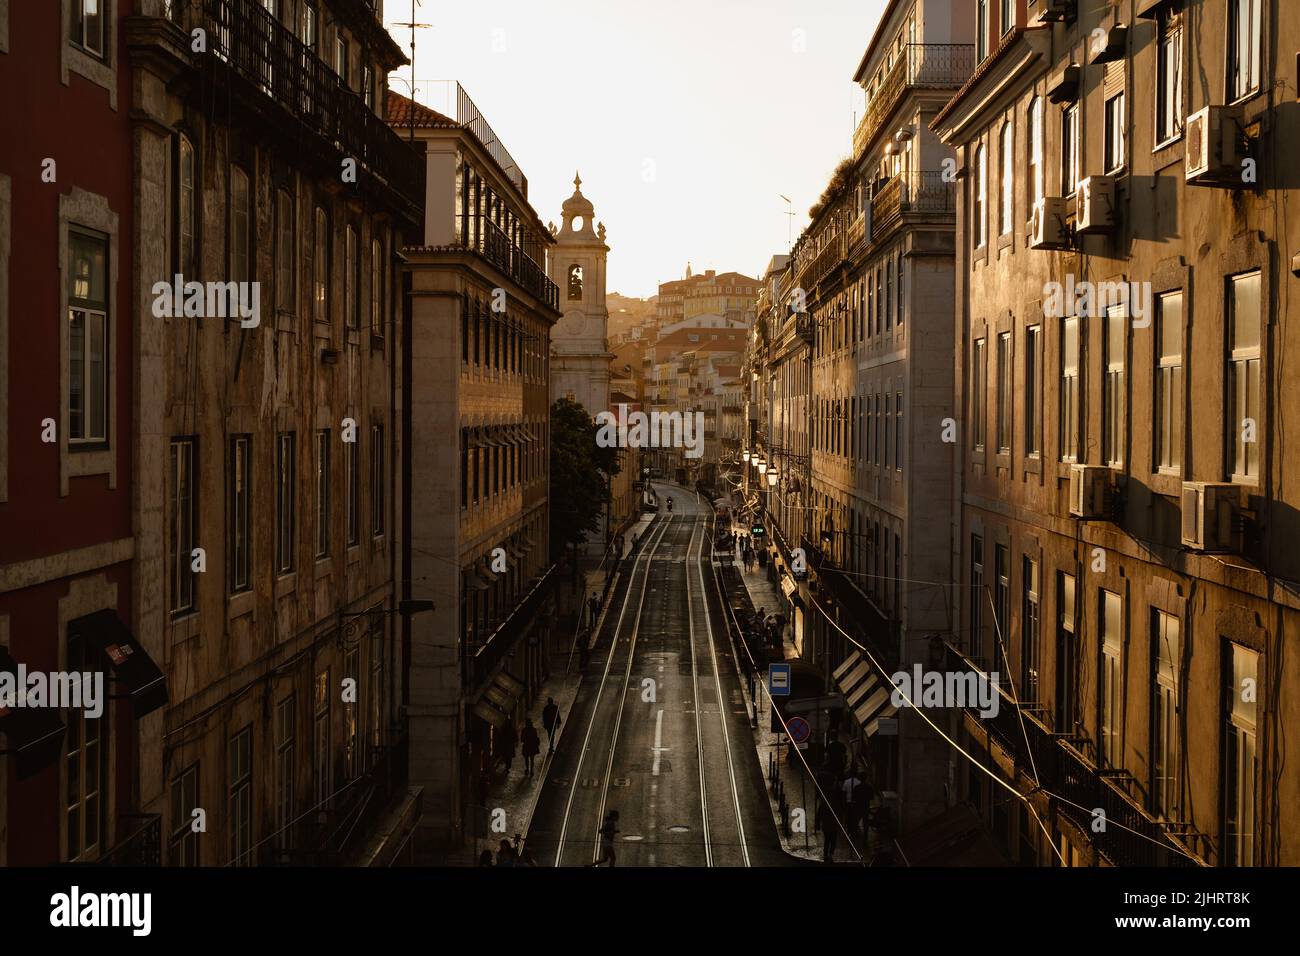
[
  {"left": 651, "top": 708, "right": 666, "bottom": 776},
  {"left": 553, "top": 515, "right": 671, "bottom": 866},
  {"left": 685, "top": 517, "right": 712, "bottom": 866},
  {"left": 698, "top": 511, "right": 751, "bottom": 866}
]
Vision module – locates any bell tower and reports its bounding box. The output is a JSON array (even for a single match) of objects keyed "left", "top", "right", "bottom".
[{"left": 548, "top": 172, "right": 611, "bottom": 418}]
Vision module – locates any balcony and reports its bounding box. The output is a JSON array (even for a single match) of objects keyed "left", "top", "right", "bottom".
[
  {"left": 97, "top": 814, "right": 162, "bottom": 866},
  {"left": 870, "top": 170, "right": 956, "bottom": 238},
  {"left": 943, "top": 642, "right": 1206, "bottom": 867},
  {"left": 164, "top": 0, "right": 423, "bottom": 219},
  {"left": 467, "top": 563, "right": 558, "bottom": 690},
  {"left": 853, "top": 44, "right": 976, "bottom": 158},
  {"left": 471, "top": 219, "right": 560, "bottom": 310}
]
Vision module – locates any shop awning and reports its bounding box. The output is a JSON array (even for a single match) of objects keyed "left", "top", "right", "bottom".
[
  {"left": 69, "top": 609, "right": 167, "bottom": 718},
  {"left": 0, "top": 648, "right": 66, "bottom": 779},
  {"left": 472, "top": 670, "right": 525, "bottom": 728},
  {"left": 833, "top": 650, "right": 898, "bottom": 737}
]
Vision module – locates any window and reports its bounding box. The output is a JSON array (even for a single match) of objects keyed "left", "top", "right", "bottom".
[
  {"left": 64, "top": 622, "right": 108, "bottom": 861},
  {"left": 1000, "top": 0, "right": 1013, "bottom": 34},
  {"left": 895, "top": 390, "right": 903, "bottom": 471},
  {"left": 1000, "top": 121, "right": 1014, "bottom": 235},
  {"left": 996, "top": 332, "right": 1012, "bottom": 454},
  {"left": 974, "top": 145, "right": 987, "bottom": 248},
  {"left": 1227, "top": 0, "right": 1262, "bottom": 102},
  {"left": 994, "top": 545, "right": 1009, "bottom": 671},
  {"left": 1228, "top": 272, "right": 1261, "bottom": 480},
  {"left": 67, "top": 230, "right": 109, "bottom": 444},
  {"left": 371, "top": 424, "right": 384, "bottom": 536},
  {"left": 274, "top": 696, "right": 295, "bottom": 856},
  {"left": 1062, "top": 104, "right": 1079, "bottom": 195},
  {"left": 370, "top": 236, "right": 383, "bottom": 335},
  {"left": 1028, "top": 97, "right": 1044, "bottom": 214},
  {"left": 972, "top": 337, "right": 987, "bottom": 450},
  {"left": 229, "top": 435, "right": 251, "bottom": 593},
  {"left": 970, "top": 535, "right": 984, "bottom": 660},
  {"left": 1022, "top": 557, "right": 1041, "bottom": 703},
  {"left": 313, "top": 207, "right": 329, "bottom": 323},
  {"left": 177, "top": 135, "right": 196, "bottom": 277},
  {"left": 301, "top": 1, "right": 317, "bottom": 50},
  {"left": 1056, "top": 572, "right": 1078, "bottom": 733},
  {"left": 231, "top": 166, "right": 250, "bottom": 283},
  {"left": 275, "top": 432, "right": 295, "bottom": 574},
  {"left": 1025, "top": 325, "right": 1041, "bottom": 455},
  {"left": 316, "top": 430, "right": 330, "bottom": 557},
  {"left": 1156, "top": 292, "right": 1184, "bottom": 472},
  {"left": 1104, "top": 305, "right": 1126, "bottom": 467},
  {"left": 976, "top": 0, "right": 989, "bottom": 61},
  {"left": 1155, "top": 11, "right": 1184, "bottom": 144},
  {"left": 70, "top": 0, "right": 106, "bottom": 58},
  {"left": 228, "top": 726, "right": 252, "bottom": 866},
  {"left": 369, "top": 629, "right": 385, "bottom": 755},
  {"left": 1060, "top": 316, "right": 1080, "bottom": 462},
  {"left": 363, "top": 65, "right": 374, "bottom": 110},
  {"left": 169, "top": 764, "right": 199, "bottom": 866},
  {"left": 1104, "top": 93, "right": 1126, "bottom": 173},
  {"left": 1223, "top": 642, "right": 1257, "bottom": 865},
  {"left": 345, "top": 225, "right": 357, "bottom": 328},
  {"left": 1100, "top": 589, "right": 1123, "bottom": 767},
  {"left": 1152, "top": 611, "right": 1180, "bottom": 820},
  {"left": 336, "top": 34, "right": 349, "bottom": 85},
  {"left": 344, "top": 647, "right": 360, "bottom": 780},
  {"left": 169, "top": 437, "right": 198, "bottom": 615},
  {"left": 896, "top": 255, "right": 905, "bottom": 328},
  {"left": 346, "top": 433, "right": 359, "bottom": 546},
  {"left": 314, "top": 668, "right": 332, "bottom": 809},
  {"left": 884, "top": 393, "right": 892, "bottom": 468},
  {"left": 276, "top": 188, "right": 294, "bottom": 312}
]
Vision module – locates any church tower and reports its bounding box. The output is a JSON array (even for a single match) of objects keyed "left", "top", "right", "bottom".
[{"left": 548, "top": 173, "right": 611, "bottom": 419}]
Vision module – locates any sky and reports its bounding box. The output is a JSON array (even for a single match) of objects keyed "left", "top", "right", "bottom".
[{"left": 383, "top": 0, "right": 887, "bottom": 298}]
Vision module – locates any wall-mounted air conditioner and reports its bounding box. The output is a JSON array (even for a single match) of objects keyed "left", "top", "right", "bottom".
[
  {"left": 1186, "top": 107, "right": 1247, "bottom": 186},
  {"left": 1069, "top": 464, "right": 1110, "bottom": 518},
  {"left": 1076, "top": 176, "right": 1116, "bottom": 234},
  {"left": 1028, "top": 198, "right": 1071, "bottom": 250},
  {"left": 1181, "top": 482, "right": 1241, "bottom": 552}
]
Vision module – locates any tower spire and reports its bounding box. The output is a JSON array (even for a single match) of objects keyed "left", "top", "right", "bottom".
[{"left": 574, "top": 170, "right": 582, "bottom": 191}]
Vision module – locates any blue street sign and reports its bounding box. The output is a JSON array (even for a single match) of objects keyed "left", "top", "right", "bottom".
[
  {"left": 768, "top": 663, "right": 791, "bottom": 697},
  {"left": 787, "top": 716, "right": 811, "bottom": 744}
]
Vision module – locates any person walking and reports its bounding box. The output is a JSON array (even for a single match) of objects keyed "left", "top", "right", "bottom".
[
  {"left": 842, "top": 766, "right": 865, "bottom": 845},
  {"left": 542, "top": 697, "right": 562, "bottom": 753},
  {"left": 498, "top": 718, "right": 518, "bottom": 774},
  {"left": 588, "top": 593, "right": 601, "bottom": 629},
  {"left": 588, "top": 810, "right": 620, "bottom": 867},
  {"left": 496, "top": 838, "right": 517, "bottom": 867},
  {"left": 521, "top": 718, "right": 541, "bottom": 777}
]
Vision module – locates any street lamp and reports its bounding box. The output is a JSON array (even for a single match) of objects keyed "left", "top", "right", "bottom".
[
  {"left": 742, "top": 450, "right": 750, "bottom": 462},
  {"left": 758, "top": 460, "right": 768, "bottom": 476},
  {"left": 766, "top": 470, "right": 778, "bottom": 488}
]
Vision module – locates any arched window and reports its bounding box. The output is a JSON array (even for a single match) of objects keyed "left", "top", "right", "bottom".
[
  {"left": 1028, "top": 97, "right": 1044, "bottom": 214},
  {"left": 1000, "top": 120, "right": 1014, "bottom": 235},
  {"left": 567, "top": 264, "right": 584, "bottom": 300},
  {"left": 974, "top": 144, "right": 987, "bottom": 248}
]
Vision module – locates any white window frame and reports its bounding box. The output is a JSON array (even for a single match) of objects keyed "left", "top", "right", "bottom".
[
  {"left": 1156, "top": 291, "right": 1184, "bottom": 473},
  {"left": 1228, "top": 271, "right": 1261, "bottom": 482}
]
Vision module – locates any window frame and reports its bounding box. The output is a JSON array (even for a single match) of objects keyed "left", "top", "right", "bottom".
[
  {"left": 275, "top": 431, "right": 296, "bottom": 575},
  {"left": 67, "top": 227, "right": 110, "bottom": 446},
  {"left": 1227, "top": 271, "right": 1262, "bottom": 483},
  {"left": 169, "top": 436, "right": 199, "bottom": 616},
  {"left": 229, "top": 435, "right": 252, "bottom": 594}
]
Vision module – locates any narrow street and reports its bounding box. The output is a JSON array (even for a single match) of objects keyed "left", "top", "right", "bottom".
[{"left": 525, "top": 491, "right": 794, "bottom": 867}]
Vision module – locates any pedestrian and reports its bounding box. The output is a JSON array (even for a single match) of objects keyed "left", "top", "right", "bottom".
[
  {"left": 817, "top": 765, "right": 843, "bottom": 864},
  {"left": 542, "top": 697, "right": 562, "bottom": 753},
  {"left": 588, "top": 810, "right": 620, "bottom": 867},
  {"left": 578, "top": 630, "right": 591, "bottom": 672},
  {"left": 588, "top": 592, "right": 601, "bottom": 628},
  {"left": 842, "top": 767, "right": 865, "bottom": 844},
  {"left": 477, "top": 848, "right": 494, "bottom": 867},
  {"left": 498, "top": 718, "right": 518, "bottom": 773},
  {"left": 521, "top": 718, "right": 541, "bottom": 776},
  {"left": 496, "top": 838, "right": 517, "bottom": 867},
  {"left": 825, "top": 731, "right": 847, "bottom": 779}
]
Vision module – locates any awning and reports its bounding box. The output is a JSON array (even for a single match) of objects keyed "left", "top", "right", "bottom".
[
  {"left": 833, "top": 650, "right": 898, "bottom": 737},
  {"left": 476, "top": 564, "right": 500, "bottom": 587},
  {"left": 472, "top": 670, "right": 525, "bottom": 728},
  {"left": 0, "top": 648, "right": 66, "bottom": 779},
  {"left": 68, "top": 609, "right": 167, "bottom": 718}
]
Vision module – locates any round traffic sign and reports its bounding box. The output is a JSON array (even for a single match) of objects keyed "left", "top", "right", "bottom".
[{"left": 787, "top": 716, "right": 811, "bottom": 744}]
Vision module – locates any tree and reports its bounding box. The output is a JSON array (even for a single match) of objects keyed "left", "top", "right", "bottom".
[{"left": 549, "top": 398, "right": 621, "bottom": 565}]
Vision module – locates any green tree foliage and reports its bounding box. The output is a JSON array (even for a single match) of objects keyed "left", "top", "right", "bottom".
[{"left": 549, "top": 397, "right": 621, "bottom": 559}]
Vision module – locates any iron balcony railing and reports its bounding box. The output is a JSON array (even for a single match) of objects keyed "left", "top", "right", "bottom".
[
  {"left": 469, "top": 219, "right": 560, "bottom": 309},
  {"left": 870, "top": 170, "right": 957, "bottom": 235},
  {"left": 942, "top": 641, "right": 1205, "bottom": 867},
  {"left": 172, "top": 0, "right": 423, "bottom": 210},
  {"left": 456, "top": 83, "right": 527, "bottom": 196},
  {"left": 97, "top": 814, "right": 162, "bottom": 866},
  {"left": 854, "top": 43, "right": 976, "bottom": 158},
  {"left": 467, "top": 562, "right": 559, "bottom": 691}
]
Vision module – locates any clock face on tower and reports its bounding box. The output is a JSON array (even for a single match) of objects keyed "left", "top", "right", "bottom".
[{"left": 560, "top": 311, "right": 588, "bottom": 336}]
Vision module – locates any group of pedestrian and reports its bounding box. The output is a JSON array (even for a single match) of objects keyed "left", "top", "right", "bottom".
[
  {"left": 813, "top": 731, "right": 874, "bottom": 863},
  {"left": 478, "top": 836, "right": 537, "bottom": 867},
  {"left": 493, "top": 697, "right": 565, "bottom": 779}
]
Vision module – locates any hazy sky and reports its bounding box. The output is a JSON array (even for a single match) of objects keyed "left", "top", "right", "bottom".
[{"left": 384, "top": 0, "right": 887, "bottom": 298}]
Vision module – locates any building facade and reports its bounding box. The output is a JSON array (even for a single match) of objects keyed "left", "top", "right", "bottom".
[
  {"left": 390, "top": 89, "right": 561, "bottom": 855},
  {"left": 934, "top": 0, "right": 1300, "bottom": 866}
]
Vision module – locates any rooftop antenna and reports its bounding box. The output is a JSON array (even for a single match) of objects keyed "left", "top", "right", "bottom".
[
  {"left": 779, "top": 195, "right": 794, "bottom": 254},
  {"left": 392, "top": 0, "right": 433, "bottom": 142}
]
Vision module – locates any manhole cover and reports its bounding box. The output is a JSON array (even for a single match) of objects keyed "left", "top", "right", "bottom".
[
  {"left": 622, "top": 835, "right": 645, "bottom": 841},
  {"left": 667, "top": 825, "right": 691, "bottom": 833}
]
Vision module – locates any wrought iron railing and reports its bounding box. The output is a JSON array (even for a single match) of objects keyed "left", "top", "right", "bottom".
[
  {"left": 467, "top": 563, "right": 558, "bottom": 690},
  {"left": 456, "top": 84, "right": 527, "bottom": 195},
  {"left": 171, "top": 0, "right": 423, "bottom": 209},
  {"left": 853, "top": 44, "right": 976, "bottom": 157},
  {"left": 98, "top": 814, "right": 162, "bottom": 866},
  {"left": 871, "top": 170, "right": 957, "bottom": 235},
  {"left": 467, "top": 219, "right": 560, "bottom": 309}
]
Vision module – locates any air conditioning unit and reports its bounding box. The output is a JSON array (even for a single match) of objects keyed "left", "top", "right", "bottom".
[
  {"left": 1186, "top": 106, "right": 1246, "bottom": 186},
  {"left": 1181, "top": 482, "right": 1241, "bottom": 552},
  {"left": 1076, "top": 175, "right": 1116, "bottom": 234},
  {"left": 1028, "top": 198, "right": 1071, "bottom": 250},
  {"left": 1035, "top": 0, "right": 1075, "bottom": 24},
  {"left": 1069, "top": 464, "right": 1110, "bottom": 518}
]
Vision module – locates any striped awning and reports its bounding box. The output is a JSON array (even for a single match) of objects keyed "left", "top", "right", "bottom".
[
  {"left": 832, "top": 650, "right": 898, "bottom": 737},
  {"left": 473, "top": 670, "right": 525, "bottom": 728}
]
